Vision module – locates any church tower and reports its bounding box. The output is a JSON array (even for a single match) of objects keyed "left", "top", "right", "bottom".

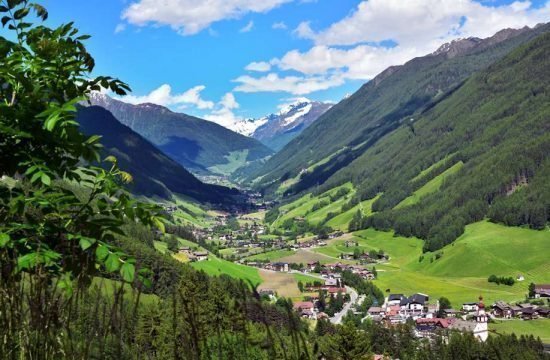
[{"left": 474, "top": 295, "right": 488, "bottom": 342}]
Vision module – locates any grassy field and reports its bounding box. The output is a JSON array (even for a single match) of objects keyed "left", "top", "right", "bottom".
[
  {"left": 490, "top": 319, "right": 550, "bottom": 343},
  {"left": 312, "top": 221, "right": 550, "bottom": 306},
  {"left": 273, "top": 183, "right": 354, "bottom": 229},
  {"left": 411, "top": 153, "right": 456, "bottom": 183},
  {"left": 191, "top": 256, "right": 262, "bottom": 286},
  {"left": 245, "top": 249, "right": 296, "bottom": 261},
  {"left": 395, "top": 161, "right": 464, "bottom": 209},
  {"left": 325, "top": 194, "right": 380, "bottom": 231},
  {"left": 258, "top": 271, "right": 320, "bottom": 300},
  {"left": 208, "top": 150, "right": 249, "bottom": 176}
]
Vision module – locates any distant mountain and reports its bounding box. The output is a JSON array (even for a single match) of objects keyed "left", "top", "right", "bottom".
[
  {"left": 77, "top": 105, "right": 240, "bottom": 203},
  {"left": 87, "top": 93, "right": 273, "bottom": 176},
  {"left": 252, "top": 100, "right": 332, "bottom": 151},
  {"left": 250, "top": 24, "right": 547, "bottom": 194},
  {"left": 227, "top": 99, "right": 332, "bottom": 151}
]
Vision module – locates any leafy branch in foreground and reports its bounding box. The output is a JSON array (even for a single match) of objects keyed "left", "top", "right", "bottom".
[{"left": 0, "top": 0, "right": 163, "bottom": 293}]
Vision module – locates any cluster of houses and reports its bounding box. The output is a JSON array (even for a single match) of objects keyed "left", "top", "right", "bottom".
[
  {"left": 178, "top": 247, "right": 209, "bottom": 262},
  {"left": 367, "top": 293, "right": 437, "bottom": 323},
  {"left": 490, "top": 301, "right": 550, "bottom": 320},
  {"left": 366, "top": 294, "right": 489, "bottom": 341},
  {"left": 415, "top": 298, "right": 490, "bottom": 342}
]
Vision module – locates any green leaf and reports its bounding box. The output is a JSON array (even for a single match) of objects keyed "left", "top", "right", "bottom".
[
  {"left": 96, "top": 245, "right": 109, "bottom": 261},
  {"left": 0, "top": 233, "right": 10, "bottom": 248},
  {"left": 40, "top": 173, "right": 51, "bottom": 186},
  {"left": 79, "top": 237, "right": 95, "bottom": 250},
  {"left": 1, "top": 16, "right": 10, "bottom": 27},
  {"left": 57, "top": 273, "right": 73, "bottom": 297},
  {"left": 105, "top": 253, "right": 121, "bottom": 272},
  {"left": 120, "top": 262, "right": 135, "bottom": 283},
  {"left": 13, "top": 7, "right": 29, "bottom": 20}
]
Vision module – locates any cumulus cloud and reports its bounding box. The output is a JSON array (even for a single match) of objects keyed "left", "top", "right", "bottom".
[
  {"left": 245, "top": 61, "right": 272, "bottom": 72},
  {"left": 307, "top": 0, "right": 550, "bottom": 46},
  {"left": 238, "top": 0, "right": 550, "bottom": 94},
  {"left": 114, "top": 23, "right": 126, "bottom": 34},
  {"left": 121, "top": 84, "right": 215, "bottom": 110},
  {"left": 240, "top": 20, "right": 254, "bottom": 33},
  {"left": 204, "top": 93, "right": 244, "bottom": 128},
  {"left": 233, "top": 73, "right": 345, "bottom": 95},
  {"left": 122, "top": 0, "right": 292, "bottom": 35},
  {"left": 272, "top": 21, "right": 288, "bottom": 30}
]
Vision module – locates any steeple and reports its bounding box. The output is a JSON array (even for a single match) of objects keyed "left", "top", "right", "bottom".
[{"left": 474, "top": 295, "right": 489, "bottom": 341}]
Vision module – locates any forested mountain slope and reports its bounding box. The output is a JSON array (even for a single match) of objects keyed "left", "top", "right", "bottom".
[
  {"left": 77, "top": 106, "right": 240, "bottom": 203},
  {"left": 251, "top": 24, "right": 549, "bottom": 195},
  {"left": 88, "top": 93, "right": 273, "bottom": 176},
  {"left": 319, "top": 31, "right": 550, "bottom": 251}
]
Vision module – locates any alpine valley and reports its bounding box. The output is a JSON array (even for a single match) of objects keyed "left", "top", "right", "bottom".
[{"left": 1, "top": 2, "right": 549, "bottom": 359}]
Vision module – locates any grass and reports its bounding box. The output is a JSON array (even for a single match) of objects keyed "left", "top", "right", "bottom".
[
  {"left": 277, "top": 249, "right": 342, "bottom": 265},
  {"left": 490, "top": 319, "right": 550, "bottom": 343},
  {"left": 313, "top": 221, "right": 550, "bottom": 306},
  {"left": 325, "top": 194, "right": 381, "bottom": 231},
  {"left": 273, "top": 183, "right": 354, "bottom": 229},
  {"left": 191, "top": 255, "right": 262, "bottom": 286},
  {"left": 411, "top": 153, "right": 456, "bottom": 182},
  {"left": 245, "top": 249, "right": 296, "bottom": 261},
  {"left": 395, "top": 161, "right": 464, "bottom": 209},
  {"left": 208, "top": 150, "right": 250, "bottom": 176}
]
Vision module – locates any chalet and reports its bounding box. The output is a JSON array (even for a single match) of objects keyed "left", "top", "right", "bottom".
[
  {"left": 272, "top": 262, "right": 289, "bottom": 272},
  {"left": 534, "top": 284, "right": 550, "bottom": 298},
  {"left": 519, "top": 307, "right": 539, "bottom": 320},
  {"left": 462, "top": 302, "right": 479, "bottom": 313},
  {"left": 492, "top": 301, "right": 514, "bottom": 318},
  {"left": 387, "top": 294, "right": 406, "bottom": 307},
  {"left": 178, "top": 246, "right": 191, "bottom": 253},
  {"left": 307, "top": 261, "right": 319, "bottom": 271},
  {"left": 538, "top": 308, "right": 550, "bottom": 318},
  {"left": 293, "top": 301, "right": 316, "bottom": 319},
  {"left": 193, "top": 251, "right": 209, "bottom": 262},
  {"left": 327, "top": 287, "right": 346, "bottom": 297},
  {"left": 325, "top": 278, "right": 338, "bottom": 287},
  {"left": 442, "top": 309, "right": 460, "bottom": 318},
  {"left": 367, "top": 306, "right": 385, "bottom": 318}
]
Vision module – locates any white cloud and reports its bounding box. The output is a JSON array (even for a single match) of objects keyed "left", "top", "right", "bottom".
[
  {"left": 122, "top": 0, "right": 293, "bottom": 35},
  {"left": 239, "top": 0, "right": 550, "bottom": 94},
  {"left": 240, "top": 20, "right": 254, "bottom": 33},
  {"left": 307, "top": 0, "right": 550, "bottom": 46},
  {"left": 272, "top": 21, "right": 287, "bottom": 30},
  {"left": 233, "top": 72, "right": 345, "bottom": 95},
  {"left": 114, "top": 23, "right": 126, "bottom": 34},
  {"left": 204, "top": 92, "right": 244, "bottom": 129},
  {"left": 293, "top": 21, "right": 315, "bottom": 38},
  {"left": 121, "top": 84, "right": 214, "bottom": 110},
  {"left": 245, "top": 61, "right": 272, "bottom": 72}
]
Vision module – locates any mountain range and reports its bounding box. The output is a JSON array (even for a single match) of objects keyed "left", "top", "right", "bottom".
[
  {"left": 228, "top": 99, "right": 333, "bottom": 151},
  {"left": 250, "top": 23, "right": 550, "bottom": 250},
  {"left": 88, "top": 93, "right": 273, "bottom": 177},
  {"left": 77, "top": 106, "right": 240, "bottom": 203}
]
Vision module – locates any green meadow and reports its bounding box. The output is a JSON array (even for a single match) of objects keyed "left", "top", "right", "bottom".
[
  {"left": 490, "top": 319, "right": 550, "bottom": 343},
  {"left": 191, "top": 255, "right": 262, "bottom": 286},
  {"left": 325, "top": 194, "right": 380, "bottom": 231},
  {"left": 395, "top": 161, "right": 464, "bottom": 209},
  {"left": 312, "top": 221, "right": 549, "bottom": 306}
]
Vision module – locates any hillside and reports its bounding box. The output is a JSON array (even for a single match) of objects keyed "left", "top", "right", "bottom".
[
  {"left": 327, "top": 30, "right": 550, "bottom": 251},
  {"left": 250, "top": 24, "right": 548, "bottom": 195},
  {"left": 87, "top": 93, "right": 273, "bottom": 176},
  {"left": 77, "top": 106, "right": 240, "bottom": 203}
]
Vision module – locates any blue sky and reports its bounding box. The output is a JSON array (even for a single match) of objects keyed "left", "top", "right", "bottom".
[{"left": 12, "top": 0, "right": 550, "bottom": 126}]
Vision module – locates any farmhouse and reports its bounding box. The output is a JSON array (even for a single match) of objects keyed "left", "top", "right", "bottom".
[
  {"left": 193, "top": 251, "right": 209, "bottom": 262},
  {"left": 462, "top": 302, "right": 479, "bottom": 313},
  {"left": 293, "top": 301, "right": 316, "bottom": 319},
  {"left": 534, "top": 284, "right": 550, "bottom": 298},
  {"left": 271, "top": 262, "right": 289, "bottom": 272},
  {"left": 387, "top": 294, "right": 406, "bottom": 307}
]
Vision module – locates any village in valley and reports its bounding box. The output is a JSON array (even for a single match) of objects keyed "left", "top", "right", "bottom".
[{"left": 157, "top": 199, "right": 550, "bottom": 345}]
